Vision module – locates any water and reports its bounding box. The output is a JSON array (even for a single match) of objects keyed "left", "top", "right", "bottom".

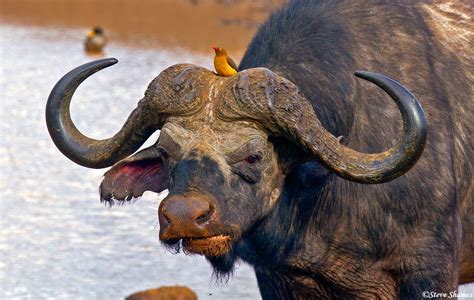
[
  {"left": 1, "top": 24, "right": 473, "bottom": 300},
  {"left": 0, "top": 24, "right": 261, "bottom": 299}
]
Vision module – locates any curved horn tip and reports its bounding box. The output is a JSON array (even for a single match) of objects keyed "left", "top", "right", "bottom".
[
  {"left": 86, "top": 57, "right": 118, "bottom": 69},
  {"left": 354, "top": 71, "right": 413, "bottom": 98},
  {"left": 354, "top": 70, "right": 382, "bottom": 78},
  {"left": 45, "top": 56, "right": 152, "bottom": 169},
  {"left": 351, "top": 70, "right": 427, "bottom": 183},
  {"left": 354, "top": 70, "right": 371, "bottom": 78},
  {"left": 107, "top": 57, "right": 118, "bottom": 63},
  {"left": 72, "top": 58, "right": 119, "bottom": 73},
  {"left": 354, "top": 70, "right": 391, "bottom": 83},
  {"left": 100, "top": 57, "right": 118, "bottom": 66}
]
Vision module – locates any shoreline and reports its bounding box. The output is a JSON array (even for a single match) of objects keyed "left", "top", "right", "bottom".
[{"left": 0, "top": 0, "right": 284, "bottom": 55}]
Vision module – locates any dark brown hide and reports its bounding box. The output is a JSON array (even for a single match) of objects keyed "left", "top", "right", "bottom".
[{"left": 45, "top": 0, "right": 473, "bottom": 298}]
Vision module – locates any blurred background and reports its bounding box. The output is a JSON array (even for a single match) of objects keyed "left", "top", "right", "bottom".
[
  {"left": 0, "top": 0, "right": 472, "bottom": 299},
  {"left": 1, "top": 0, "right": 284, "bottom": 56}
]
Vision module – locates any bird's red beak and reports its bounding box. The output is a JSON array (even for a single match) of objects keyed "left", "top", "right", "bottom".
[{"left": 212, "top": 46, "right": 218, "bottom": 52}]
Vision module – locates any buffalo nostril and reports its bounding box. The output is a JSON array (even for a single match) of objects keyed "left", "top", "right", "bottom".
[
  {"left": 159, "top": 206, "right": 171, "bottom": 227},
  {"left": 196, "top": 205, "right": 215, "bottom": 225},
  {"left": 163, "top": 214, "right": 171, "bottom": 226}
]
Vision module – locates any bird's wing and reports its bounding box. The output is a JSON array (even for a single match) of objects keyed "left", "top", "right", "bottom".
[{"left": 227, "top": 56, "right": 239, "bottom": 71}]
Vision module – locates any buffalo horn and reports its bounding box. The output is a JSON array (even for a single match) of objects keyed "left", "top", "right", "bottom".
[
  {"left": 224, "top": 69, "right": 427, "bottom": 184},
  {"left": 287, "top": 71, "right": 427, "bottom": 183},
  {"left": 46, "top": 58, "right": 161, "bottom": 168}
]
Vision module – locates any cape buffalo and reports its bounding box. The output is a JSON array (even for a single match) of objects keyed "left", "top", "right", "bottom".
[{"left": 46, "top": 0, "right": 473, "bottom": 298}]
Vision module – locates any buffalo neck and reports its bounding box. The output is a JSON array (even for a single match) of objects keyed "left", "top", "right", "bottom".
[{"left": 237, "top": 161, "right": 399, "bottom": 299}]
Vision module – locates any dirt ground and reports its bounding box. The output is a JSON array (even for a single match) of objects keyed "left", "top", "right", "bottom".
[{"left": 0, "top": 0, "right": 285, "bottom": 55}]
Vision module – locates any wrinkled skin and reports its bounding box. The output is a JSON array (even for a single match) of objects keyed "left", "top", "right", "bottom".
[{"left": 100, "top": 65, "right": 290, "bottom": 256}]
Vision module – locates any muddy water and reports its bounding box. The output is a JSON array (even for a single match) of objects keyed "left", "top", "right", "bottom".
[{"left": 0, "top": 24, "right": 261, "bottom": 299}]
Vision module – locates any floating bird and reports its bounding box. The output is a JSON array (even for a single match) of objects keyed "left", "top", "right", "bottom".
[
  {"left": 84, "top": 26, "right": 107, "bottom": 53},
  {"left": 212, "top": 46, "right": 238, "bottom": 77}
]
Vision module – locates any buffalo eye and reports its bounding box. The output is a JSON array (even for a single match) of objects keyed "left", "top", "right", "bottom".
[
  {"left": 245, "top": 154, "right": 261, "bottom": 164},
  {"left": 157, "top": 147, "right": 170, "bottom": 160}
]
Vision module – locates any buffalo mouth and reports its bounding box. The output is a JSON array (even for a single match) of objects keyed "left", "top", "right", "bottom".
[{"left": 182, "top": 235, "right": 232, "bottom": 257}]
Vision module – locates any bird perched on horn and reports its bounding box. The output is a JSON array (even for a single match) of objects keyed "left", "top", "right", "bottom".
[
  {"left": 84, "top": 26, "right": 107, "bottom": 53},
  {"left": 212, "top": 46, "right": 238, "bottom": 77}
]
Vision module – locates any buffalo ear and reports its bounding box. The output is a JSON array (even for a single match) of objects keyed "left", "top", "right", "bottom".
[{"left": 99, "top": 146, "right": 168, "bottom": 204}]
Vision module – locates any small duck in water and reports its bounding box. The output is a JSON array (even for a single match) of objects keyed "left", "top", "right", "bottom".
[{"left": 84, "top": 26, "right": 107, "bottom": 53}]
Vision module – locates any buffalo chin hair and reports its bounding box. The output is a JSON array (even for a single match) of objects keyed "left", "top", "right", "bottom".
[
  {"left": 160, "top": 239, "right": 237, "bottom": 282},
  {"left": 206, "top": 253, "right": 237, "bottom": 283},
  {"left": 160, "top": 239, "right": 182, "bottom": 255}
]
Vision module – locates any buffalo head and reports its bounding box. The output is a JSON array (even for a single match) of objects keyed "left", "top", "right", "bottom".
[{"left": 46, "top": 58, "right": 426, "bottom": 264}]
